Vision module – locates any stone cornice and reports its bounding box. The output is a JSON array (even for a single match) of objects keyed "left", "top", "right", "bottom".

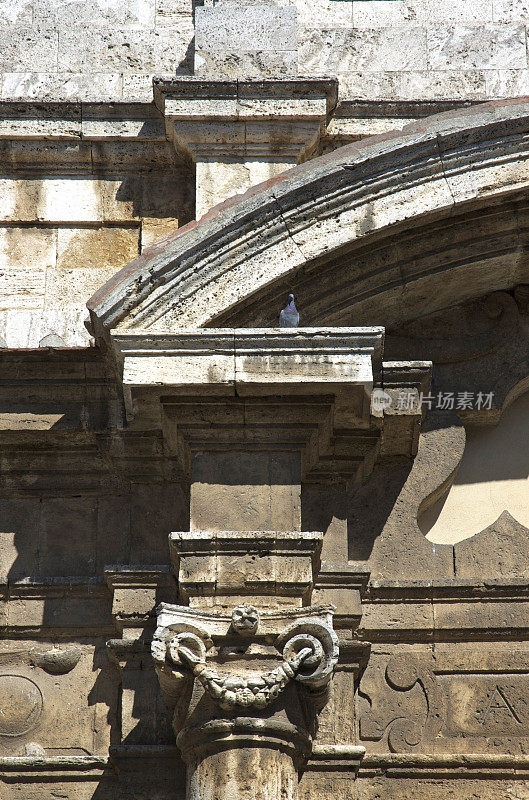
[
  {"left": 0, "top": 100, "right": 165, "bottom": 142},
  {"left": 110, "top": 326, "right": 406, "bottom": 481},
  {"left": 153, "top": 76, "right": 338, "bottom": 119},
  {"left": 0, "top": 755, "right": 109, "bottom": 782},
  {"left": 112, "top": 327, "right": 384, "bottom": 395}
]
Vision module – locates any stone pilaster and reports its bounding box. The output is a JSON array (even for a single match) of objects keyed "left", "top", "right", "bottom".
[{"left": 104, "top": 325, "right": 429, "bottom": 799}]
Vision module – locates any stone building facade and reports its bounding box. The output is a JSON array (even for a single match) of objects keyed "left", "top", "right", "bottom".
[{"left": 2, "top": 2, "right": 529, "bottom": 800}]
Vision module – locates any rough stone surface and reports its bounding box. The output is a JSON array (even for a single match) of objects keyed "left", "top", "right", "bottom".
[
  {"left": 0, "top": 1, "right": 527, "bottom": 102},
  {"left": 4, "top": 3, "right": 529, "bottom": 799}
]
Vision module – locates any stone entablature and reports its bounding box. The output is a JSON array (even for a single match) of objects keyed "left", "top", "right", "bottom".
[{"left": 169, "top": 530, "right": 323, "bottom": 606}]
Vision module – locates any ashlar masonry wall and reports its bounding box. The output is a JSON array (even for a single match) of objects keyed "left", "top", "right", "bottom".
[{"left": 0, "top": 0, "right": 528, "bottom": 102}]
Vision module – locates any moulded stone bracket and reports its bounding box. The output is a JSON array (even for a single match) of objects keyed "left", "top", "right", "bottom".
[{"left": 153, "top": 76, "right": 338, "bottom": 215}]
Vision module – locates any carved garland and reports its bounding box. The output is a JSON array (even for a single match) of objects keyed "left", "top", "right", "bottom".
[{"left": 152, "top": 615, "right": 339, "bottom": 712}]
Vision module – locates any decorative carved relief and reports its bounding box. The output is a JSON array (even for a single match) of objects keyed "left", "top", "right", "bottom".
[
  {"left": 152, "top": 613, "right": 339, "bottom": 713},
  {"left": 29, "top": 646, "right": 81, "bottom": 675},
  {"left": 0, "top": 675, "right": 43, "bottom": 737},
  {"left": 231, "top": 605, "right": 259, "bottom": 637},
  {"left": 358, "top": 650, "right": 529, "bottom": 756},
  {"left": 359, "top": 656, "right": 443, "bottom": 753}
]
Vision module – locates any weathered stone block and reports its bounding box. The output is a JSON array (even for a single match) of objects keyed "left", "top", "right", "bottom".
[
  {"left": 0, "top": 0, "right": 34, "bottom": 25},
  {"left": 195, "top": 49, "right": 298, "bottom": 79},
  {"left": 129, "top": 483, "right": 188, "bottom": 564},
  {"left": 0, "top": 305, "right": 91, "bottom": 347},
  {"left": 352, "top": 0, "right": 493, "bottom": 27},
  {"left": 44, "top": 266, "right": 121, "bottom": 308},
  {"left": 493, "top": 0, "right": 529, "bottom": 22},
  {"left": 195, "top": 4, "right": 297, "bottom": 54},
  {"left": 39, "top": 498, "right": 98, "bottom": 577},
  {"left": 0, "top": 268, "right": 45, "bottom": 310},
  {"left": 194, "top": 3, "right": 298, "bottom": 77},
  {"left": 122, "top": 72, "right": 154, "bottom": 101},
  {"left": 56, "top": 226, "right": 139, "bottom": 271},
  {"left": 297, "top": 0, "right": 352, "bottom": 27},
  {"left": 0, "top": 226, "right": 55, "bottom": 272},
  {"left": 485, "top": 67, "right": 529, "bottom": 96},
  {"left": 428, "top": 23, "right": 526, "bottom": 70},
  {"left": 2, "top": 71, "right": 123, "bottom": 102},
  {"left": 190, "top": 451, "right": 301, "bottom": 532},
  {"left": 34, "top": 0, "right": 156, "bottom": 27},
  {"left": 195, "top": 156, "right": 291, "bottom": 218},
  {"left": 0, "top": 26, "right": 58, "bottom": 72},
  {"left": 58, "top": 26, "right": 194, "bottom": 74},
  {"left": 298, "top": 26, "right": 428, "bottom": 74},
  {"left": 141, "top": 216, "right": 180, "bottom": 250},
  {"left": 0, "top": 227, "right": 53, "bottom": 309},
  {"left": 337, "top": 68, "right": 489, "bottom": 100},
  {"left": 0, "top": 498, "right": 41, "bottom": 580}
]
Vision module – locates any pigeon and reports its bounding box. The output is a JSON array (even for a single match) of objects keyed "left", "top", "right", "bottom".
[{"left": 279, "top": 293, "right": 299, "bottom": 328}]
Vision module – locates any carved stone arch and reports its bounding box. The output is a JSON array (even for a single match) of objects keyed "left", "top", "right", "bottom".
[{"left": 88, "top": 98, "right": 529, "bottom": 338}]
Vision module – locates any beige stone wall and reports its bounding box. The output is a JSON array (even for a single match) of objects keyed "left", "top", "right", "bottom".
[
  {"left": 0, "top": 127, "right": 193, "bottom": 345},
  {"left": 0, "top": 0, "right": 528, "bottom": 102},
  {"left": 300, "top": 0, "right": 529, "bottom": 100}
]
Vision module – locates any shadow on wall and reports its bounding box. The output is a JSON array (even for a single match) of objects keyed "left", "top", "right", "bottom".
[
  {"left": 3, "top": 484, "right": 188, "bottom": 592},
  {"left": 346, "top": 458, "right": 413, "bottom": 562},
  {"left": 420, "top": 391, "right": 529, "bottom": 545}
]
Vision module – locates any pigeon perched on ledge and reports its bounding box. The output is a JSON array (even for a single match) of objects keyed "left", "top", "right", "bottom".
[{"left": 279, "top": 294, "right": 299, "bottom": 328}]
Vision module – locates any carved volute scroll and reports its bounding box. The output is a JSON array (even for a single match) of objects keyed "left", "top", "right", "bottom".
[{"left": 151, "top": 602, "right": 339, "bottom": 800}]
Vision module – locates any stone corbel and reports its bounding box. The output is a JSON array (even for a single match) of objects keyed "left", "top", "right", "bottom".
[{"left": 153, "top": 77, "right": 339, "bottom": 216}]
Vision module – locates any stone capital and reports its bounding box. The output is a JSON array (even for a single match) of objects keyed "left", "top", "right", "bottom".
[{"left": 152, "top": 600, "right": 339, "bottom": 799}]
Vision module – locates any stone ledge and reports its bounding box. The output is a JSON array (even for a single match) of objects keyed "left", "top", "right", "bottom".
[
  {"left": 308, "top": 744, "right": 366, "bottom": 772},
  {"left": 154, "top": 76, "right": 338, "bottom": 117},
  {"left": 360, "top": 753, "right": 529, "bottom": 779},
  {"left": 113, "top": 327, "right": 383, "bottom": 396},
  {"left": 0, "top": 755, "right": 109, "bottom": 781},
  {"left": 0, "top": 100, "right": 165, "bottom": 141},
  {"left": 366, "top": 578, "right": 529, "bottom": 600}
]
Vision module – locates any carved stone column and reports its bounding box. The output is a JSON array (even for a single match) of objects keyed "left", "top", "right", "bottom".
[{"left": 152, "top": 530, "right": 338, "bottom": 800}]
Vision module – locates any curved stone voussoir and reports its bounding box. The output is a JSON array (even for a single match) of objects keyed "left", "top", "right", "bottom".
[{"left": 88, "top": 99, "right": 529, "bottom": 336}]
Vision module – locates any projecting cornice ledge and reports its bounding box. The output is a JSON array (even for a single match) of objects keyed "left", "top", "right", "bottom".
[{"left": 87, "top": 97, "right": 529, "bottom": 337}]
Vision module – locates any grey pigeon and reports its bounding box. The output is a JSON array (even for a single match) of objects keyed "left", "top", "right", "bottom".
[{"left": 279, "top": 294, "right": 299, "bottom": 327}]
